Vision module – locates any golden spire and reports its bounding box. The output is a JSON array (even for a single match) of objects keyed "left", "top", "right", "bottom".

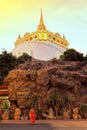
[
  {"left": 18, "top": 34, "right": 21, "bottom": 39},
  {"left": 37, "top": 9, "right": 46, "bottom": 31},
  {"left": 63, "top": 34, "right": 66, "bottom": 39}
]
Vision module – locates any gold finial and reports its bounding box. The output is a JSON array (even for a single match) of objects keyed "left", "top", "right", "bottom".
[
  {"left": 37, "top": 9, "right": 46, "bottom": 31},
  {"left": 63, "top": 34, "right": 66, "bottom": 40},
  {"left": 40, "top": 8, "right": 44, "bottom": 24},
  {"left": 18, "top": 34, "right": 21, "bottom": 39}
]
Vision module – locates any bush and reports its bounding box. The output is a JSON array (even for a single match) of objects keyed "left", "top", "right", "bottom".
[
  {"left": 79, "top": 104, "right": 87, "bottom": 118},
  {"left": 0, "top": 51, "right": 32, "bottom": 84},
  {"left": 60, "top": 48, "right": 84, "bottom": 61}
]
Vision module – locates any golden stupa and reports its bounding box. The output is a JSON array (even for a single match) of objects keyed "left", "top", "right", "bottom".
[{"left": 12, "top": 9, "right": 69, "bottom": 60}]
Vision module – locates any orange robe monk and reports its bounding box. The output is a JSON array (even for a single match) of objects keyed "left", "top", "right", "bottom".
[{"left": 29, "top": 108, "right": 36, "bottom": 124}]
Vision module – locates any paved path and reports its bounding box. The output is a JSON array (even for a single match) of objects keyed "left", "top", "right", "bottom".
[
  {"left": 0, "top": 120, "right": 87, "bottom": 130},
  {"left": 47, "top": 120, "right": 87, "bottom": 130},
  {"left": 0, "top": 123, "right": 52, "bottom": 130}
]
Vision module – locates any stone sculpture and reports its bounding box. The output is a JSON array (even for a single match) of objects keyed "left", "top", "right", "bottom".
[
  {"left": 72, "top": 107, "right": 81, "bottom": 119},
  {"left": 14, "top": 108, "right": 21, "bottom": 120},
  {"left": 42, "top": 108, "right": 56, "bottom": 119},
  {"left": 2, "top": 110, "right": 9, "bottom": 120}
]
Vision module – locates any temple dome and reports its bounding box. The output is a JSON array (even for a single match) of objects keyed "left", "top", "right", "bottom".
[
  {"left": 12, "top": 40, "right": 67, "bottom": 60},
  {"left": 12, "top": 10, "right": 69, "bottom": 60}
]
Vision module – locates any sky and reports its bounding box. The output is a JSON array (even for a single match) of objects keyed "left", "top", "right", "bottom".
[{"left": 0, "top": 0, "right": 87, "bottom": 55}]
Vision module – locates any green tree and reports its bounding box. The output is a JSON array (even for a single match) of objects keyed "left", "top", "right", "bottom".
[
  {"left": 0, "top": 51, "right": 17, "bottom": 84},
  {"left": 79, "top": 104, "right": 87, "bottom": 118},
  {"left": 84, "top": 55, "right": 87, "bottom": 63},
  {"left": 48, "top": 91, "right": 71, "bottom": 119},
  {"left": 59, "top": 95, "right": 72, "bottom": 111},
  {"left": 17, "top": 53, "right": 32, "bottom": 64},
  {"left": 0, "top": 100, "right": 10, "bottom": 111},
  {"left": 0, "top": 51, "right": 32, "bottom": 84},
  {"left": 60, "top": 48, "right": 84, "bottom": 61},
  {"left": 48, "top": 91, "right": 62, "bottom": 119}
]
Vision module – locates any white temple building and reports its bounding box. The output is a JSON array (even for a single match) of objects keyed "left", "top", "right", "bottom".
[{"left": 12, "top": 10, "right": 69, "bottom": 61}]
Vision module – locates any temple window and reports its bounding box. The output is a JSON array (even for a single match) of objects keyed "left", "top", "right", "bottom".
[
  {"left": 49, "top": 35, "right": 51, "bottom": 38},
  {"left": 53, "top": 37, "right": 55, "bottom": 41},
  {"left": 57, "top": 40, "right": 59, "bottom": 43},
  {"left": 42, "top": 34, "right": 44, "bottom": 38},
  {"left": 30, "top": 37, "right": 32, "bottom": 41},
  {"left": 39, "top": 33, "right": 42, "bottom": 40},
  {"left": 35, "top": 35, "right": 37, "bottom": 39}
]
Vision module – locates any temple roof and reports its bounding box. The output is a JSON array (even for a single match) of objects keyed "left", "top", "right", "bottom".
[
  {"left": 0, "top": 84, "right": 8, "bottom": 96},
  {"left": 14, "top": 10, "right": 69, "bottom": 49},
  {"left": 0, "top": 90, "right": 8, "bottom": 95}
]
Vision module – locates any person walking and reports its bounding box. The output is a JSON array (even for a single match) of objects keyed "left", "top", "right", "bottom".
[{"left": 29, "top": 108, "right": 36, "bottom": 124}]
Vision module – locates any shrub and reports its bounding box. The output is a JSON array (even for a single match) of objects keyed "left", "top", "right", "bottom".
[{"left": 79, "top": 104, "right": 87, "bottom": 118}]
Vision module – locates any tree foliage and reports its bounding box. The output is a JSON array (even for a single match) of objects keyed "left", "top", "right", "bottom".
[
  {"left": 60, "top": 48, "right": 84, "bottom": 61},
  {"left": 0, "top": 99, "right": 10, "bottom": 111},
  {"left": 79, "top": 104, "right": 87, "bottom": 118},
  {"left": 0, "top": 51, "right": 32, "bottom": 84},
  {"left": 48, "top": 91, "right": 71, "bottom": 118},
  {"left": 84, "top": 55, "right": 87, "bottom": 63},
  {"left": 17, "top": 53, "right": 32, "bottom": 64},
  {"left": 0, "top": 51, "right": 17, "bottom": 84}
]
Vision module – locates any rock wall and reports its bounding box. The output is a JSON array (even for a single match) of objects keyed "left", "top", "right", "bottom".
[{"left": 4, "top": 59, "right": 87, "bottom": 110}]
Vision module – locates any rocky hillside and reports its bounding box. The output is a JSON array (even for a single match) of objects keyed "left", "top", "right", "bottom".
[{"left": 4, "top": 59, "right": 87, "bottom": 110}]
